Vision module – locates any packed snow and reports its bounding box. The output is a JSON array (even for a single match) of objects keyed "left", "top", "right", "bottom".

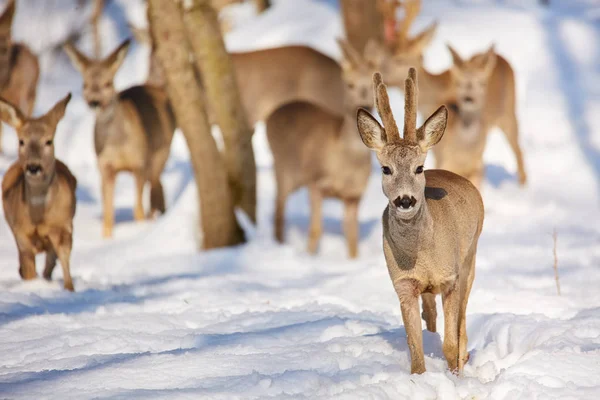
[{"left": 1, "top": 0, "right": 600, "bottom": 398}]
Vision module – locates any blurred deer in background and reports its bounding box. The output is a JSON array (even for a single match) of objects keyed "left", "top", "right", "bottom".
[
  {"left": 369, "top": 0, "right": 527, "bottom": 186},
  {"left": 0, "top": 0, "right": 39, "bottom": 153},
  {"left": 433, "top": 45, "right": 498, "bottom": 189},
  {"left": 266, "top": 39, "right": 374, "bottom": 258},
  {"left": 129, "top": 24, "right": 347, "bottom": 123},
  {"left": 64, "top": 40, "right": 175, "bottom": 238},
  {"left": 356, "top": 69, "right": 483, "bottom": 374},
  {"left": 1, "top": 94, "right": 77, "bottom": 291}
]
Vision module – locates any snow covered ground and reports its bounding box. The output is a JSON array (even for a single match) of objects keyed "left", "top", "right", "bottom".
[{"left": 1, "top": 0, "right": 600, "bottom": 398}]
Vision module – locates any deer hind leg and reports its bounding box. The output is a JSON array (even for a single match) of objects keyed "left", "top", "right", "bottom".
[
  {"left": 49, "top": 229, "right": 74, "bottom": 292},
  {"left": 458, "top": 249, "right": 477, "bottom": 373},
  {"left": 396, "top": 279, "right": 425, "bottom": 374},
  {"left": 149, "top": 148, "right": 170, "bottom": 218},
  {"left": 101, "top": 167, "right": 116, "bottom": 238},
  {"left": 18, "top": 249, "right": 37, "bottom": 280},
  {"left": 498, "top": 114, "right": 527, "bottom": 186},
  {"left": 133, "top": 169, "right": 146, "bottom": 221},
  {"left": 307, "top": 186, "right": 323, "bottom": 255},
  {"left": 421, "top": 293, "right": 437, "bottom": 332},
  {"left": 274, "top": 188, "right": 288, "bottom": 243},
  {"left": 442, "top": 281, "right": 460, "bottom": 374},
  {"left": 43, "top": 248, "right": 58, "bottom": 281},
  {"left": 0, "top": 122, "right": 3, "bottom": 153},
  {"left": 343, "top": 198, "right": 359, "bottom": 259}
]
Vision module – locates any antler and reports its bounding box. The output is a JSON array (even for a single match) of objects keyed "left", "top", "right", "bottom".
[
  {"left": 397, "top": 0, "right": 421, "bottom": 50},
  {"left": 403, "top": 67, "right": 418, "bottom": 142},
  {"left": 372, "top": 72, "right": 400, "bottom": 142}
]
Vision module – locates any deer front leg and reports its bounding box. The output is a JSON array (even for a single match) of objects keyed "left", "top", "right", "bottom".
[
  {"left": 396, "top": 279, "right": 425, "bottom": 374},
  {"left": 18, "top": 249, "right": 37, "bottom": 280},
  {"left": 43, "top": 248, "right": 58, "bottom": 281},
  {"left": 101, "top": 168, "right": 116, "bottom": 238},
  {"left": 442, "top": 282, "right": 460, "bottom": 373},
  {"left": 49, "top": 229, "right": 74, "bottom": 292},
  {"left": 343, "top": 198, "right": 359, "bottom": 259},
  {"left": 307, "top": 186, "right": 323, "bottom": 254},
  {"left": 421, "top": 293, "right": 437, "bottom": 333},
  {"left": 274, "top": 190, "right": 288, "bottom": 243},
  {"left": 0, "top": 122, "right": 3, "bottom": 153},
  {"left": 133, "top": 169, "right": 146, "bottom": 221}
]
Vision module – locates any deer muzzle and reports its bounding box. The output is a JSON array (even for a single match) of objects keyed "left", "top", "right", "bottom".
[
  {"left": 26, "top": 163, "right": 43, "bottom": 176},
  {"left": 393, "top": 195, "right": 417, "bottom": 210}
]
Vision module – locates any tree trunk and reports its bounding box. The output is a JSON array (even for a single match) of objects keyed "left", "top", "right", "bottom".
[
  {"left": 340, "top": 0, "right": 384, "bottom": 54},
  {"left": 254, "top": 0, "right": 271, "bottom": 13},
  {"left": 182, "top": 0, "right": 257, "bottom": 223},
  {"left": 148, "top": 0, "right": 245, "bottom": 249}
]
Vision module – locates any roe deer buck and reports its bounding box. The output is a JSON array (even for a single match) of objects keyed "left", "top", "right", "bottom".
[
  {"left": 129, "top": 24, "right": 346, "bottom": 123},
  {"left": 64, "top": 39, "right": 175, "bottom": 238},
  {"left": 368, "top": 0, "right": 527, "bottom": 185},
  {"left": 266, "top": 39, "right": 373, "bottom": 258},
  {"left": 1, "top": 93, "right": 77, "bottom": 291},
  {"left": 0, "top": 0, "right": 39, "bottom": 153},
  {"left": 356, "top": 69, "right": 483, "bottom": 374}
]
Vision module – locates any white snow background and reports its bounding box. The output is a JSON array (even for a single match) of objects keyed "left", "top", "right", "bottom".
[{"left": 1, "top": 0, "right": 600, "bottom": 398}]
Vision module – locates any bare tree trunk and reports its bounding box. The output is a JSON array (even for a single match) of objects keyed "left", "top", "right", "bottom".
[
  {"left": 148, "top": 0, "right": 245, "bottom": 249},
  {"left": 254, "top": 0, "right": 271, "bottom": 13},
  {"left": 182, "top": 0, "right": 257, "bottom": 223},
  {"left": 340, "top": 0, "right": 384, "bottom": 54},
  {"left": 91, "top": 0, "right": 104, "bottom": 58}
]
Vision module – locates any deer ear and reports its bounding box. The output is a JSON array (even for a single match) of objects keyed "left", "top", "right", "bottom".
[
  {"left": 105, "top": 39, "right": 131, "bottom": 76},
  {"left": 64, "top": 43, "right": 91, "bottom": 73},
  {"left": 44, "top": 93, "right": 72, "bottom": 129},
  {"left": 0, "top": 0, "right": 15, "bottom": 33},
  {"left": 479, "top": 44, "right": 497, "bottom": 77},
  {"left": 357, "top": 108, "right": 387, "bottom": 151},
  {"left": 406, "top": 21, "right": 438, "bottom": 55},
  {"left": 447, "top": 43, "right": 464, "bottom": 69},
  {"left": 417, "top": 105, "right": 447, "bottom": 152},
  {"left": 0, "top": 96, "right": 24, "bottom": 129},
  {"left": 337, "top": 37, "right": 362, "bottom": 70}
]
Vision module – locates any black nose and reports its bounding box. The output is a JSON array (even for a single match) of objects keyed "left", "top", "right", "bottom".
[
  {"left": 89, "top": 100, "right": 100, "bottom": 108},
  {"left": 26, "top": 164, "right": 42, "bottom": 174},
  {"left": 393, "top": 195, "right": 416, "bottom": 209},
  {"left": 463, "top": 96, "right": 475, "bottom": 103}
]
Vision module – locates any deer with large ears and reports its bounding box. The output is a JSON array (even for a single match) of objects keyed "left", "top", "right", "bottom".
[
  {"left": 0, "top": 0, "right": 40, "bottom": 153},
  {"left": 1, "top": 93, "right": 77, "bottom": 291},
  {"left": 266, "top": 38, "right": 373, "bottom": 258},
  {"left": 64, "top": 39, "right": 175, "bottom": 238},
  {"left": 356, "top": 69, "right": 484, "bottom": 374},
  {"left": 367, "top": 0, "right": 527, "bottom": 186}
]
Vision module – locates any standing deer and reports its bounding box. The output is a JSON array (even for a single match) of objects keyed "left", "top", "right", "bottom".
[
  {"left": 432, "top": 45, "right": 498, "bottom": 189},
  {"left": 0, "top": 0, "right": 39, "bottom": 153},
  {"left": 129, "top": 24, "right": 346, "bottom": 123},
  {"left": 366, "top": 0, "right": 527, "bottom": 186},
  {"left": 266, "top": 39, "right": 373, "bottom": 258},
  {"left": 1, "top": 93, "right": 77, "bottom": 291},
  {"left": 64, "top": 39, "right": 175, "bottom": 238},
  {"left": 356, "top": 69, "right": 483, "bottom": 374}
]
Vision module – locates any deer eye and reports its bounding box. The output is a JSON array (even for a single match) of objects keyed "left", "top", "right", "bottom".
[
  {"left": 347, "top": 83, "right": 355, "bottom": 90},
  {"left": 45, "top": 139, "right": 53, "bottom": 146},
  {"left": 18, "top": 139, "right": 24, "bottom": 146},
  {"left": 104, "top": 82, "right": 111, "bottom": 88},
  {"left": 416, "top": 165, "right": 424, "bottom": 174},
  {"left": 382, "top": 166, "right": 392, "bottom": 175}
]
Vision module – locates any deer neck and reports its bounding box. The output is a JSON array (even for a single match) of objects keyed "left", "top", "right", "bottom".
[
  {"left": 341, "top": 111, "right": 369, "bottom": 152},
  {"left": 95, "top": 97, "right": 121, "bottom": 125},
  {"left": 24, "top": 166, "right": 56, "bottom": 225},
  {"left": 384, "top": 199, "right": 434, "bottom": 270}
]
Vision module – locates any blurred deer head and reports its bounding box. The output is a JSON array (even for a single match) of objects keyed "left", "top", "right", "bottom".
[
  {"left": 447, "top": 44, "right": 497, "bottom": 116},
  {"left": 357, "top": 69, "right": 447, "bottom": 219},
  {"left": 64, "top": 39, "right": 130, "bottom": 112},
  {"left": 337, "top": 38, "right": 374, "bottom": 111},
  {"left": 0, "top": 93, "right": 71, "bottom": 185},
  {"left": 0, "top": 0, "right": 15, "bottom": 85},
  {"left": 368, "top": 0, "right": 437, "bottom": 87}
]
